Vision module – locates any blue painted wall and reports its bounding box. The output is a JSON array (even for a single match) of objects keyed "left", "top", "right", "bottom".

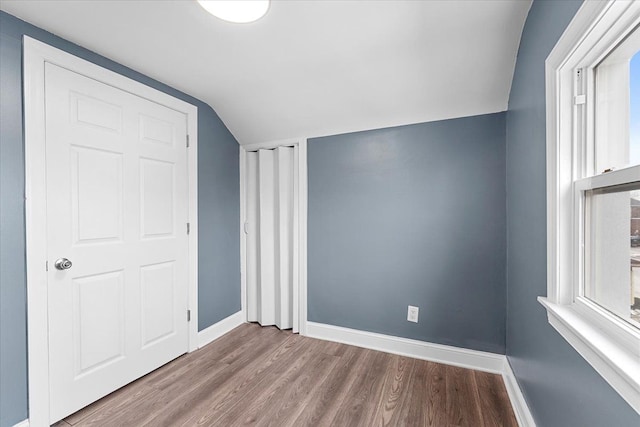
[
  {"left": 505, "top": 1, "right": 639, "bottom": 425},
  {"left": 0, "top": 24, "right": 29, "bottom": 427},
  {"left": 0, "top": 11, "right": 240, "bottom": 426},
  {"left": 308, "top": 112, "right": 507, "bottom": 354}
]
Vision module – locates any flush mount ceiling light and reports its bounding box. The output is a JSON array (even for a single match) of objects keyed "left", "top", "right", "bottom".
[{"left": 197, "top": 0, "right": 269, "bottom": 24}]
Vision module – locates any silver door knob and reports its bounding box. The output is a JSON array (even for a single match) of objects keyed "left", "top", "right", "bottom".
[{"left": 54, "top": 258, "right": 72, "bottom": 270}]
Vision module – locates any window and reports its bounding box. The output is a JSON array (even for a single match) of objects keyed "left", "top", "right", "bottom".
[
  {"left": 582, "top": 28, "right": 640, "bottom": 328},
  {"left": 542, "top": 1, "right": 640, "bottom": 414}
]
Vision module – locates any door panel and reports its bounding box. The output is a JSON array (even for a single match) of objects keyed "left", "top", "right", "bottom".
[
  {"left": 73, "top": 271, "right": 125, "bottom": 375},
  {"left": 140, "top": 261, "right": 176, "bottom": 347},
  {"left": 45, "top": 62, "right": 189, "bottom": 423},
  {"left": 246, "top": 151, "right": 259, "bottom": 322},
  {"left": 71, "top": 147, "right": 124, "bottom": 244},
  {"left": 139, "top": 114, "right": 175, "bottom": 147},
  {"left": 74, "top": 93, "right": 123, "bottom": 133},
  {"left": 140, "top": 158, "right": 175, "bottom": 238}
]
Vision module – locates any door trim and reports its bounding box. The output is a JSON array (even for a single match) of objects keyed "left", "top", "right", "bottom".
[
  {"left": 239, "top": 139, "right": 308, "bottom": 335},
  {"left": 23, "top": 36, "right": 199, "bottom": 426}
]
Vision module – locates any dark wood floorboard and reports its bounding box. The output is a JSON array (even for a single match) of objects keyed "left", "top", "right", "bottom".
[
  {"left": 445, "top": 365, "right": 484, "bottom": 426},
  {"left": 60, "top": 323, "right": 518, "bottom": 427},
  {"left": 423, "top": 360, "right": 447, "bottom": 426},
  {"left": 475, "top": 371, "right": 518, "bottom": 427},
  {"left": 367, "top": 355, "right": 415, "bottom": 426},
  {"left": 291, "top": 345, "right": 366, "bottom": 427}
]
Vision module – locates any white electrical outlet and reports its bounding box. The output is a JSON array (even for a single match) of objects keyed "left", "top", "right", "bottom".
[{"left": 407, "top": 305, "right": 419, "bottom": 323}]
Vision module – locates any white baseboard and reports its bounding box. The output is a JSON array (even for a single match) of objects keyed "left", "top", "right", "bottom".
[
  {"left": 197, "top": 311, "right": 245, "bottom": 348},
  {"left": 12, "top": 419, "right": 29, "bottom": 427},
  {"left": 306, "top": 321, "right": 505, "bottom": 373},
  {"left": 502, "top": 358, "right": 537, "bottom": 427}
]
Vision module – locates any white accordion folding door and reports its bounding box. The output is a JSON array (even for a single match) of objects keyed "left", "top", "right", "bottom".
[{"left": 246, "top": 146, "right": 299, "bottom": 330}]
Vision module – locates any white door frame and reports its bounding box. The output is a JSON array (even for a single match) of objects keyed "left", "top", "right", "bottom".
[
  {"left": 23, "top": 37, "right": 199, "bottom": 427},
  {"left": 239, "top": 139, "right": 308, "bottom": 335}
]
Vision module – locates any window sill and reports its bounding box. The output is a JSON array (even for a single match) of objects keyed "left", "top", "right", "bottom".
[{"left": 538, "top": 297, "right": 640, "bottom": 413}]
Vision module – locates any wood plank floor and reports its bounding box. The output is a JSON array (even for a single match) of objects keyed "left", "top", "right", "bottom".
[{"left": 55, "top": 323, "right": 517, "bottom": 427}]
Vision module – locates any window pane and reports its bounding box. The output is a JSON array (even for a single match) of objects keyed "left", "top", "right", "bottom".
[
  {"left": 595, "top": 26, "right": 640, "bottom": 172},
  {"left": 631, "top": 51, "right": 640, "bottom": 167},
  {"left": 585, "top": 183, "right": 640, "bottom": 328}
]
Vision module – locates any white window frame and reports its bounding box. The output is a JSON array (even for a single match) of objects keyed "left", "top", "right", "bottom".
[{"left": 541, "top": 0, "right": 640, "bottom": 414}]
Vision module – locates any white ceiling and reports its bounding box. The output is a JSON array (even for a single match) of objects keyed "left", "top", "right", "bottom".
[{"left": 1, "top": 0, "right": 531, "bottom": 145}]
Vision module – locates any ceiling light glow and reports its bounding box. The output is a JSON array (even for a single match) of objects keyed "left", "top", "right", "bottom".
[{"left": 197, "top": 0, "right": 269, "bottom": 24}]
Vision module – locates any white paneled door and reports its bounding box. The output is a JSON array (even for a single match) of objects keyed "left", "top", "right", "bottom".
[{"left": 45, "top": 63, "right": 189, "bottom": 422}]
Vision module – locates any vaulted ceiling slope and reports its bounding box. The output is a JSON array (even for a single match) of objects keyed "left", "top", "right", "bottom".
[{"left": 1, "top": 0, "right": 531, "bottom": 145}]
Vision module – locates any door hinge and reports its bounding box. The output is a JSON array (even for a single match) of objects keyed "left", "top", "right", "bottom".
[
  {"left": 187, "top": 222, "right": 191, "bottom": 235},
  {"left": 574, "top": 68, "right": 585, "bottom": 104},
  {"left": 186, "top": 135, "right": 190, "bottom": 148},
  {"left": 46, "top": 261, "right": 49, "bottom": 271},
  {"left": 187, "top": 310, "right": 191, "bottom": 322}
]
